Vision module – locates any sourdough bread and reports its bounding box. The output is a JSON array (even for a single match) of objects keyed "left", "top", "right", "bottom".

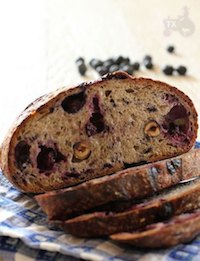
[
  {"left": 35, "top": 149, "right": 200, "bottom": 220},
  {"left": 0, "top": 71, "right": 198, "bottom": 192},
  {"left": 61, "top": 178, "right": 200, "bottom": 237}
]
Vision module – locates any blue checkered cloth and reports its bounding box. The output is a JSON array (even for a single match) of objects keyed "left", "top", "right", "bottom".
[{"left": 1, "top": 142, "right": 200, "bottom": 261}]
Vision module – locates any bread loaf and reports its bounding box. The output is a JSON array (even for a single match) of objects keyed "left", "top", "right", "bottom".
[
  {"left": 0, "top": 71, "right": 198, "bottom": 193},
  {"left": 35, "top": 149, "right": 200, "bottom": 220}
]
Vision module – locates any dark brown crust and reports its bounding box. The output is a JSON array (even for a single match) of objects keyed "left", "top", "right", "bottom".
[
  {"left": 110, "top": 210, "right": 200, "bottom": 248},
  {"left": 35, "top": 149, "right": 200, "bottom": 220},
  {"left": 0, "top": 71, "right": 198, "bottom": 192},
  {"left": 60, "top": 178, "right": 200, "bottom": 237}
]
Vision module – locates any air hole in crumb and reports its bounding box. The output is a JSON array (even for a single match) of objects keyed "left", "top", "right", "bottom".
[
  {"left": 124, "top": 161, "right": 147, "bottom": 169},
  {"left": 105, "top": 90, "right": 112, "bottom": 97},
  {"left": 61, "top": 91, "right": 86, "bottom": 113},
  {"left": 147, "top": 105, "right": 157, "bottom": 112},
  {"left": 103, "top": 163, "right": 113, "bottom": 168},
  {"left": 110, "top": 99, "right": 117, "bottom": 107},
  {"left": 144, "top": 147, "right": 152, "bottom": 154},
  {"left": 15, "top": 141, "right": 30, "bottom": 170},
  {"left": 49, "top": 107, "right": 54, "bottom": 113},
  {"left": 125, "top": 89, "right": 134, "bottom": 93}
]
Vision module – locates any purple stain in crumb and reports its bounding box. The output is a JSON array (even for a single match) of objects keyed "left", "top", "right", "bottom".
[
  {"left": 61, "top": 91, "right": 86, "bottom": 113},
  {"left": 15, "top": 141, "right": 30, "bottom": 170},
  {"left": 85, "top": 96, "right": 106, "bottom": 136},
  {"left": 37, "top": 145, "right": 65, "bottom": 172},
  {"left": 162, "top": 104, "right": 190, "bottom": 144}
]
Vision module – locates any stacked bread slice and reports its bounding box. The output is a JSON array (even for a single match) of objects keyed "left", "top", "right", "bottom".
[
  {"left": 35, "top": 151, "right": 200, "bottom": 248},
  {"left": 1, "top": 71, "right": 200, "bottom": 248}
]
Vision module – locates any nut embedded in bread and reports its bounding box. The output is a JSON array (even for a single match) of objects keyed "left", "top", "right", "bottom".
[{"left": 0, "top": 71, "right": 198, "bottom": 193}]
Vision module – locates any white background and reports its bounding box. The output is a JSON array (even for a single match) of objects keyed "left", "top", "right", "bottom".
[{"left": 0, "top": 0, "right": 200, "bottom": 142}]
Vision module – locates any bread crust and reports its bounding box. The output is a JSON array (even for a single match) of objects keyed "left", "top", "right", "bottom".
[
  {"left": 110, "top": 210, "right": 200, "bottom": 248},
  {"left": 35, "top": 149, "right": 200, "bottom": 220},
  {"left": 0, "top": 71, "right": 198, "bottom": 192},
  {"left": 61, "top": 178, "right": 200, "bottom": 237}
]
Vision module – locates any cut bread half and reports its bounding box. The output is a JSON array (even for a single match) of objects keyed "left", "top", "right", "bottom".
[{"left": 0, "top": 72, "right": 198, "bottom": 193}]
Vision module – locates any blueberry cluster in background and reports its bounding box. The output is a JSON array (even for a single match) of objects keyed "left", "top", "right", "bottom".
[{"left": 75, "top": 45, "right": 187, "bottom": 77}]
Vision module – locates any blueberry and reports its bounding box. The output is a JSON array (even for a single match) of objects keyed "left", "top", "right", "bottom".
[
  {"left": 78, "top": 63, "right": 87, "bottom": 76},
  {"left": 120, "top": 65, "right": 134, "bottom": 75},
  {"left": 167, "top": 45, "right": 175, "bottom": 53},
  {"left": 103, "top": 59, "right": 115, "bottom": 70},
  {"left": 115, "top": 56, "right": 124, "bottom": 65},
  {"left": 75, "top": 57, "right": 84, "bottom": 64},
  {"left": 163, "top": 65, "right": 174, "bottom": 76},
  {"left": 89, "top": 59, "right": 103, "bottom": 69},
  {"left": 144, "top": 60, "right": 153, "bottom": 69},
  {"left": 119, "top": 62, "right": 129, "bottom": 68},
  {"left": 104, "top": 58, "right": 115, "bottom": 65},
  {"left": 176, "top": 65, "right": 187, "bottom": 75},
  {"left": 132, "top": 62, "right": 140, "bottom": 71},
  {"left": 96, "top": 66, "right": 109, "bottom": 76},
  {"left": 37, "top": 146, "right": 65, "bottom": 172},
  {"left": 122, "top": 57, "right": 130, "bottom": 64},
  {"left": 109, "top": 64, "right": 120, "bottom": 73},
  {"left": 144, "top": 55, "right": 152, "bottom": 62}
]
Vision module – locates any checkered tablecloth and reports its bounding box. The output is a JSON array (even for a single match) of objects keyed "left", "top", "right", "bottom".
[{"left": 0, "top": 142, "right": 200, "bottom": 261}]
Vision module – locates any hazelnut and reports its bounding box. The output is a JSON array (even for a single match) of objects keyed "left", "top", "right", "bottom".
[
  {"left": 73, "top": 141, "right": 91, "bottom": 160},
  {"left": 174, "top": 118, "right": 186, "bottom": 126},
  {"left": 144, "top": 121, "right": 160, "bottom": 137}
]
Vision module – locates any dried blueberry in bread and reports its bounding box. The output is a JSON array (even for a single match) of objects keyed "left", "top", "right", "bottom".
[{"left": 0, "top": 71, "right": 198, "bottom": 193}]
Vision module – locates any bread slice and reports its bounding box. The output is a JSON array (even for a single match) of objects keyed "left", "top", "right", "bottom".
[
  {"left": 35, "top": 149, "right": 200, "bottom": 220},
  {"left": 60, "top": 178, "right": 200, "bottom": 237},
  {"left": 110, "top": 210, "right": 200, "bottom": 248},
  {"left": 0, "top": 71, "right": 198, "bottom": 193}
]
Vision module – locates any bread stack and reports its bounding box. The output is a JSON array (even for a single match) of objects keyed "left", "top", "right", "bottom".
[{"left": 1, "top": 71, "right": 200, "bottom": 248}]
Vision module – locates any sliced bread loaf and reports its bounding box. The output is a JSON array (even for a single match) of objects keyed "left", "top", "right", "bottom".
[
  {"left": 61, "top": 178, "right": 200, "bottom": 237},
  {"left": 35, "top": 149, "right": 200, "bottom": 220},
  {"left": 0, "top": 71, "right": 198, "bottom": 193}
]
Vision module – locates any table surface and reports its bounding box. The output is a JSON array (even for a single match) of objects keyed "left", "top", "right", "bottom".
[{"left": 0, "top": 0, "right": 200, "bottom": 260}]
